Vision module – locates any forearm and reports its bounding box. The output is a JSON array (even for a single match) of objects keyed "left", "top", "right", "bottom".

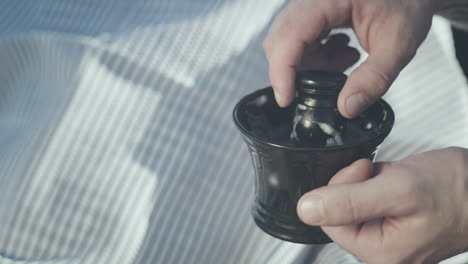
[{"left": 436, "top": 0, "right": 468, "bottom": 31}]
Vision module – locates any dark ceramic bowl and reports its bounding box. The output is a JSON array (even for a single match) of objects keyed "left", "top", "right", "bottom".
[{"left": 233, "top": 87, "right": 394, "bottom": 244}]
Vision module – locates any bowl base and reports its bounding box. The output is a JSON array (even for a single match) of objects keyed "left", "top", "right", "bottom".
[{"left": 252, "top": 202, "right": 332, "bottom": 244}]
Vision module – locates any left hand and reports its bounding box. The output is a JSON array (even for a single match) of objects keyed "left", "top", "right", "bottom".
[
  {"left": 263, "top": 0, "right": 436, "bottom": 118},
  {"left": 297, "top": 147, "right": 468, "bottom": 263}
]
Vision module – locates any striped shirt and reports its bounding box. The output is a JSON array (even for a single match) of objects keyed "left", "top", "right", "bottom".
[{"left": 0, "top": 1, "right": 467, "bottom": 263}]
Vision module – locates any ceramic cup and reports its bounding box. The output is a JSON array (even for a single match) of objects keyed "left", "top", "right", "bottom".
[{"left": 233, "top": 87, "right": 394, "bottom": 244}]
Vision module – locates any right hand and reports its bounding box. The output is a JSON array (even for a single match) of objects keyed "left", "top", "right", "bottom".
[
  {"left": 263, "top": 0, "right": 437, "bottom": 118},
  {"left": 296, "top": 148, "right": 468, "bottom": 263}
]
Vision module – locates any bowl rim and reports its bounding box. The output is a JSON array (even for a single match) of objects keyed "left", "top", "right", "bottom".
[{"left": 232, "top": 87, "right": 395, "bottom": 152}]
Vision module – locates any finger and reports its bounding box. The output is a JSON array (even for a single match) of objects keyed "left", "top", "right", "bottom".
[
  {"left": 337, "top": 40, "right": 417, "bottom": 118},
  {"left": 322, "top": 217, "right": 386, "bottom": 259},
  {"left": 328, "top": 159, "right": 373, "bottom": 185},
  {"left": 297, "top": 162, "right": 417, "bottom": 226},
  {"left": 264, "top": 0, "right": 351, "bottom": 107},
  {"left": 322, "top": 160, "right": 379, "bottom": 251}
]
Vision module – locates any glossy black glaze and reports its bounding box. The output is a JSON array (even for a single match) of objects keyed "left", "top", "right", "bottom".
[
  {"left": 291, "top": 71, "right": 348, "bottom": 147},
  {"left": 296, "top": 71, "right": 347, "bottom": 96},
  {"left": 233, "top": 87, "right": 394, "bottom": 244}
]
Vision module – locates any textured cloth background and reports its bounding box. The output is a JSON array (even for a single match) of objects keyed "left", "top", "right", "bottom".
[{"left": 0, "top": 1, "right": 466, "bottom": 263}]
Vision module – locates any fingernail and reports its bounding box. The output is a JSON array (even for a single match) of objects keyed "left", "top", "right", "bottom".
[
  {"left": 298, "top": 194, "right": 324, "bottom": 225},
  {"left": 274, "top": 89, "right": 287, "bottom": 107},
  {"left": 346, "top": 93, "right": 368, "bottom": 117}
]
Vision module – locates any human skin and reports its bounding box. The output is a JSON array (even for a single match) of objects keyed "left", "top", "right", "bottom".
[
  {"left": 263, "top": 0, "right": 468, "bottom": 262},
  {"left": 263, "top": 0, "right": 468, "bottom": 118},
  {"left": 299, "top": 149, "right": 468, "bottom": 263}
]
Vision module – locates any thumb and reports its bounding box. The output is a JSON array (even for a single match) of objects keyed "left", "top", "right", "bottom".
[
  {"left": 297, "top": 162, "right": 412, "bottom": 226},
  {"left": 337, "top": 43, "right": 416, "bottom": 118}
]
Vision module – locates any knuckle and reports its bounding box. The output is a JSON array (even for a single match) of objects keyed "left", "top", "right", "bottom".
[
  {"left": 389, "top": 18, "right": 419, "bottom": 65},
  {"left": 393, "top": 158, "right": 442, "bottom": 213},
  {"left": 406, "top": 182, "right": 424, "bottom": 206},
  {"left": 394, "top": 39, "right": 417, "bottom": 65},
  {"left": 371, "top": 71, "right": 390, "bottom": 96},
  {"left": 348, "top": 196, "right": 361, "bottom": 223},
  {"left": 396, "top": 172, "right": 429, "bottom": 212},
  {"left": 360, "top": 64, "right": 391, "bottom": 98},
  {"left": 323, "top": 191, "right": 359, "bottom": 224},
  {"left": 398, "top": 173, "right": 418, "bottom": 198}
]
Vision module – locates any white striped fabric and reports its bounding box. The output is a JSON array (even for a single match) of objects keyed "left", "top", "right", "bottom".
[{"left": 0, "top": 1, "right": 466, "bottom": 264}]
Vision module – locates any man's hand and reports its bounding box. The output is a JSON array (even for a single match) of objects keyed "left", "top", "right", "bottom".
[
  {"left": 297, "top": 148, "right": 468, "bottom": 263},
  {"left": 263, "top": 0, "right": 436, "bottom": 118}
]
